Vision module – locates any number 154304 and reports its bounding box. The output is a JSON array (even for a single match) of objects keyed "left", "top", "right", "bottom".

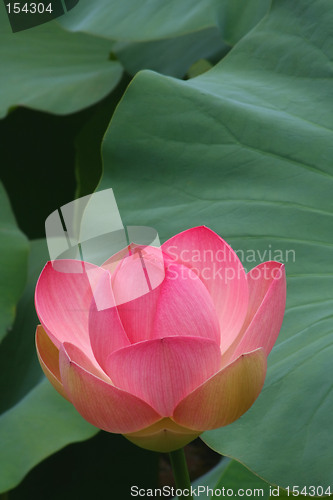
[{"left": 6, "top": 2, "right": 53, "bottom": 14}]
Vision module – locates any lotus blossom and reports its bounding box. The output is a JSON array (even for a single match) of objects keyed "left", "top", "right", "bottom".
[{"left": 35, "top": 226, "right": 286, "bottom": 452}]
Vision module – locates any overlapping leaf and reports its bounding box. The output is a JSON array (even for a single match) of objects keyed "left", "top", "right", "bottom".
[
  {"left": 0, "top": 2, "right": 122, "bottom": 117},
  {"left": 58, "top": 0, "right": 270, "bottom": 43},
  {"left": 0, "top": 182, "right": 29, "bottom": 343},
  {"left": 113, "top": 27, "right": 228, "bottom": 79},
  {"left": 58, "top": 0, "right": 218, "bottom": 41},
  {"left": 0, "top": 0, "right": 270, "bottom": 116}
]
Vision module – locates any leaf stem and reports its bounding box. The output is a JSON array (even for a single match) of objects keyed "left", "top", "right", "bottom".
[{"left": 169, "top": 448, "right": 193, "bottom": 499}]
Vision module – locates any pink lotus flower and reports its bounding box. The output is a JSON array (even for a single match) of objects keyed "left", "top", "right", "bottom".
[{"left": 35, "top": 226, "right": 286, "bottom": 452}]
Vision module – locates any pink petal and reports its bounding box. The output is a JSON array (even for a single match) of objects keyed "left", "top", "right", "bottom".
[
  {"left": 106, "top": 336, "right": 222, "bottom": 416},
  {"left": 61, "top": 342, "right": 111, "bottom": 382},
  {"left": 59, "top": 343, "right": 161, "bottom": 434},
  {"left": 88, "top": 271, "right": 130, "bottom": 372},
  {"left": 162, "top": 226, "right": 248, "bottom": 351},
  {"left": 35, "top": 325, "right": 68, "bottom": 400},
  {"left": 125, "top": 418, "right": 201, "bottom": 452},
  {"left": 223, "top": 262, "right": 286, "bottom": 364},
  {"left": 35, "top": 260, "right": 106, "bottom": 356},
  {"left": 111, "top": 246, "right": 166, "bottom": 343},
  {"left": 111, "top": 245, "right": 165, "bottom": 305},
  {"left": 114, "top": 285, "right": 162, "bottom": 344},
  {"left": 102, "top": 243, "right": 163, "bottom": 280},
  {"left": 112, "top": 246, "right": 220, "bottom": 345},
  {"left": 102, "top": 245, "right": 134, "bottom": 275},
  {"left": 173, "top": 348, "right": 267, "bottom": 431},
  {"left": 151, "top": 262, "right": 221, "bottom": 344}
]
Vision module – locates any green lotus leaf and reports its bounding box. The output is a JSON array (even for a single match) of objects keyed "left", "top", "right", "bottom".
[
  {"left": 0, "top": 182, "right": 29, "bottom": 343},
  {"left": 0, "top": 3, "right": 122, "bottom": 118}
]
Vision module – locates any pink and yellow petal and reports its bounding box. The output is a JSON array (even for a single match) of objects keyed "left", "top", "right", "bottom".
[
  {"left": 59, "top": 345, "right": 161, "bottom": 434},
  {"left": 35, "top": 260, "right": 105, "bottom": 356},
  {"left": 35, "top": 325, "right": 68, "bottom": 401},
  {"left": 61, "top": 342, "right": 111, "bottom": 382},
  {"left": 125, "top": 418, "right": 201, "bottom": 453},
  {"left": 163, "top": 226, "right": 248, "bottom": 351},
  {"left": 106, "top": 336, "right": 222, "bottom": 416},
  {"left": 88, "top": 271, "right": 130, "bottom": 371},
  {"left": 173, "top": 348, "right": 267, "bottom": 431},
  {"left": 223, "top": 262, "right": 286, "bottom": 364}
]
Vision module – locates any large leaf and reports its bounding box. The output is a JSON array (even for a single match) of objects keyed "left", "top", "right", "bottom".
[
  {"left": 57, "top": 0, "right": 269, "bottom": 82},
  {"left": 0, "top": 182, "right": 29, "bottom": 343},
  {"left": 58, "top": 0, "right": 218, "bottom": 41},
  {"left": 210, "top": 460, "right": 270, "bottom": 499},
  {"left": 58, "top": 0, "right": 269, "bottom": 44},
  {"left": 175, "top": 459, "right": 324, "bottom": 499},
  {"left": 0, "top": 240, "right": 98, "bottom": 493},
  {"left": 75, "top": 75, "right": 132, "bottom": 199},
  {"left": 98, "top": 0, "right": 333, "bottom": 489},
  {"left": 0, "top": 0, "right": 270, "bottom": 117},
  {"left": 0, "top": 3, "right": 122, "bottom": 118},
  {"left": 0, "top": 239, "right": 47, "bottom": 413},
  {"left": 0, "top": 379, "right": 97, "bottom": 494},
  {"left": 174, "top": 459, "right": 271, "bottom": 500},
  {"left": 215, "top": 0, "right": 271, "bottom": 46},
  {"left": 113, "top": 27, "right": 228, "bottom": 79}
]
